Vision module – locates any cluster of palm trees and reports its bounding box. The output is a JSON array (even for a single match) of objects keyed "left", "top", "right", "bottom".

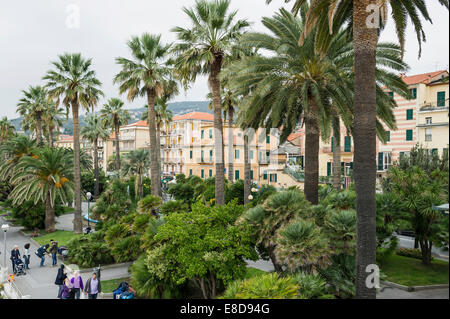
[{"left": 0, "top": 0, "right": 447, "bottom": 299}]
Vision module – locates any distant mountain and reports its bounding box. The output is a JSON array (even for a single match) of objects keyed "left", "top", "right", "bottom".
[{"left": 10, "top": 101, "right": 211, "bottom": 135}]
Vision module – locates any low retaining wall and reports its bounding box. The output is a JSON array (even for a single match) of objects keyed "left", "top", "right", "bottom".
[{"left": 381, "top": 280, "right": 449, "bottom": 292}]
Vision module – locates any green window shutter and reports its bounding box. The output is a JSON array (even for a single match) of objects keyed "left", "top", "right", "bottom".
[
  {"left": 209, "top": 129, "right": 213, "bottom": 138},
  {"left": 300, "top": 156, "right": 304, "bottom": 169},
  {"left": 266, "top": 151, "right": 270, "bottom": 157},
  {"left": 331, "top": 137, "right": 334, "bottom": 152},
  {"left": 266, "top": 135, "right": 270, "bottom": 144},
  {"left": 344, "top": 136, "right": 351, "bottom": 152},
  {"left": 190, "top": 150, "right": 193, "bottom": 159},
  {"left": 201, "top": 130, "right": 204, "bottom": 139},
  {"left": 341, "top": 162, "right": 345, "bottom": 175},
  {"left": 201, "top": 150, "right": 204, "bottom": 161},
  {"left": 250, "top": 170, "right": 254, "bottom": 180},
  {"left": 327, "top": 162, "right": 331, "bottom": 176},
  {"left": 235, "top": 149, "right": 240, "bottom": 159},
  {"left": 209, "top": 169, "right": 213, "bottom": 177},
  {"left": 406, "top": 109, "right": 413, "bottom": 120},
  {"left": 406, "top": 130, "right": 413, "bottom": 141},
  {"left": 189, "top": 169, "right": 193, "bottom": 176},
  {"left": 209, "top": 150, "right": 213, "bottom": 160},
  {"left": 350, "top": 162, "right": 354, "bottom": 170},
  {"left": 201, "top": 169, "right": 204, "bottom": 178},
  {"left": 432, "top": 148, "right": 438, "bottom": 156},
  {"left": 437, "top": 91, "right": 446, "bottom": 107},
  {"left": 378, "top": 153, "right": 384, "bottom": 171},
  {"left": 274, "top": 174, "right": 278, "bottom": 183},
  {"left": 410, "top": 88, "right": 417, "bottom": 99},
  {"left": 250, "top": 150, "right": 254, "bottom": 159},
  {"left": 235, "top": 170, "right": 240, "bottom": 180},
  {"left": 388, "top": 91, "right": 394, "bottom": 98},
  {"left": 386, "top": 131, "right": 390, "bottom": 142},
  {"left": 399, "top": 152, "right": 405, "bottom": 160},
  {"left": 263, "top": 171, "right": 267, "bottom": 180}
]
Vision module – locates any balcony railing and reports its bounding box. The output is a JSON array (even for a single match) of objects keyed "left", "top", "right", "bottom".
[
  {"left": 419, "top": 100, "right": 449, "bottom": 111},
  {"left": 322, "top": 146, "right": 353, "bottom": 153}
]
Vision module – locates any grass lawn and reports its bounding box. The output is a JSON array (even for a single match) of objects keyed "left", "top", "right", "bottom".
[
  {"left": 101, "top": 277, "right": 130, "bottom": 293},
  {"left": 245, "top": 267, "right": 267, "bottom": 279},
  {"left": 33, "top": 230, "right": 83, "bottom": 247},
  {"left": 381, "top": 254, "right": 449, "bottom": 287}
]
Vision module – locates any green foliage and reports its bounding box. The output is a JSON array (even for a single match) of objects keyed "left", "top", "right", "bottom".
[
  {"left": 221, "top": 273, "right": 300, "bottom": 299},
  {"left": 322, "top": 189, "right": 356, "bottom": 210},
  {"left": 324, "top": 209, "right": 356, "bottom": 255},
  {"left": 294, "top": 272, "right": 332, "bottom": 299},
  {"left": 317, "top": 254, "right": 355, "bottom": 299},
  {"left": 396, "top": 248, "right": 434, "bottom": 261},
  {"left": 159, "top": 200, "right": 189, "bottom": 215},
  {"left": 251, "top": 184, "right": 277, "bottom": 207},
  {"left": 81, "top": 170, "right": 107, "bottom": 195},
  {"left": 111, "top": 235, "right": 143, "bottom": 263},
  {"left": 138, "top": 195, "right": 162, "bottom": 214},
  {"left": 91, "top": 178, "right": 133, "bottom": 222},
  {"left": 9, "top": 200, "right": 64, "bottom": 230},
  {"left": 66, "top": 233, "right": 114, "bottom": 268}
]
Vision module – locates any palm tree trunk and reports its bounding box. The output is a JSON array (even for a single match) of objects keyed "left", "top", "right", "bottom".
[
  {"left": 71, "top": 100, "right": 82, "bottom": 234},
  {"left": 35, "top": 112, "right": 43, "bottom": 146},
  {"left": 147, "top": 89, "right": 161, "bottom": 198},
  {"left": 332, "top": 113, "right": 341, "bottom": 191},
  {"left": 156, "top": 122, "right": 162, "bottom": 180},
  {"left": 93, "top": 137, "right": 100, "bottom": 198},
  {"left": 210, "top": 56, "right": 225, "bottom": 205},
  {"left": 227, "top": 107, "right": 234, "bottom": 182},
  {"left": 353, "top": 0, "right": 379, "bottom": 299},
  {"left": 49, "top": 125, "right": 54, "bottom": 148},
  {"left": 114, "top": 118, "right": 121, "bottom": 171},
  {"left": 304, "top": 100, "right": 320, "bottom": 205},
  {"left": 244, "top": 133, "right": 251, "bottom": 205},
  {"left": 45, "top": 193, "right": 56, "bottom": 233},
  {"left": 138, "top": 173, "right": 144, "bottom": 199}
]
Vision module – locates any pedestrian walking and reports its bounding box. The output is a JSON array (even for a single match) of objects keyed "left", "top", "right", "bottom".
[
  {"left": 58, "top": 278, "right": 72, "bottom": 300},
  {"left": 10, "top": 245, "right": 20, "bottom": 273},
  {"left": 70, "top": 271, "right": 84, "bottom": 299},
  {"left": 23, "top": 243, "right": 31, "bottom": 270},
  {"left": 55, "top": 264, "right": 67, "bottom": 299},
  {"left": 35, "top": 244, "right": 49, "bottom": 267},
  {"left": 84, "top": 272, "right": 101, "bottom": 299},
  {"left": 49, "top": 239, "right": 58, "bottom": 267}
]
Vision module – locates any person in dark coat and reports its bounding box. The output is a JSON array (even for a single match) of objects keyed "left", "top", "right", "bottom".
[
  {"left": 55, "top": 264, "right": 67, "bottom": 298},
  {"left": 36, "top": 244, "right": 49, "bottom": 267},
  {"left": 10, "top": 245, "right": 20, "bottom": 273}
]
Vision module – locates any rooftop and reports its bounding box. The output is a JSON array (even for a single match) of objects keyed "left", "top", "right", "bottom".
[
  {"left": 401, "top": 70, "right": 448, "bottom": 86},
  {"left": 172, "top": 112, "right": 214, "bottom": 122}
]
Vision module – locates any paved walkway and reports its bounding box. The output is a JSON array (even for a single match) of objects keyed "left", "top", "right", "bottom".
[{"left": 377, "top": 286, "right": 449, "bottom": 299}]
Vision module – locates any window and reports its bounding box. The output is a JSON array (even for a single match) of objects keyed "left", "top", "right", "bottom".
[
  {"left": 250, "top": 170, "right": 254, "bottom": 180},
  {"left": 410, "top": 88, "right": 417, "bottom": 99},
  {"left": 432, "top": 149, "right": 438, "bottom": 156},
  {"left": 426, "top": 117, "right": 432, "bottom": 125},
  {"left": 437, "top": 91, "right": 446, "bottom": 107},
  {"left": 209, "top": 169, "right": 213, "bottom": 177},
  {"left": 406, "top": 109, "right": 413, "bottom": 120},
  {"left": 190, "top": 150, "right": 193, "bottom": 159},
  {"left": 263, "top": 171, "right": 268, "bottom": 180},
  {"left": 344, "top": 136, "right": 351, "bottom": 152},
  {"left": 235, "top": 149, "right": 240, "bottom": 159},
  {"left": 201, "top": 130, "right": 204, "bottom": 139},
  {"left": 269, "top": 174, "right": 278, "bottom": 183},
  {"left": 331, "top": 137, "right": 334, "bottom": 152},
  {"left": 327, "top": 162, "right": 331, "bottom": 176},
  {"left": 250, "top": 150, "right": 254, "bottom": 160},
  {"left": 425, "top": 128, "right": 432, "bottom": 141},
  {"left": 201, "top": 169, "right": 204, "bottom": 178},
  {"left": 386, "top": 131, "right": 390, "bottom": 142},
  {"left": 406, "top": 130, "right": 413, "bottom": 141},
  {"left": 209, "top": 150, "right": 213, "bottom": 161},
  {"left": 235, "top": 170, "right": 240, "bottom": 180},
  {"left": 378, "top": 152, "right": 391, "bottom": 171},
  {"left": 388, "top": 91, "right": 394, "bottom": 98},
  {"left": 201, "top": 150, "right": 204, "bottom": 162},
  {"left": 266, "top": 135, "right": 270, "bottom": 144},
  {"left": 266, "top": 151, "right": 270, "bottom": 160}
]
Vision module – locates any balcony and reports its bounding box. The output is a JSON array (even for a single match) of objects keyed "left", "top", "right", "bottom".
[
  {"left": 198, "top": 158, "right": 214, "bottom": 164},
  {"left": 322, "top": 146, "right": 353, "bottom": 154},
  {"left": 419, "top": 100, "right": 449, "bottom": 112}
]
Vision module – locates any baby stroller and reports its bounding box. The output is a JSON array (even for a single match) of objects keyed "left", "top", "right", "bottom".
[{"left": 14, "top": 258, "right": 26, "bottom": 276}]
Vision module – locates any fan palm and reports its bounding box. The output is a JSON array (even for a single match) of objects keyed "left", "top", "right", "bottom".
[
  {"left": 43, "top": 53, "right": 103, "bottom": 233},
  {"left": 42, "top": 103, "right": 65, "bottom": 148},
  {"left": 0, "top": 135, "right": 37, "bottom": 181},
  {"left": 17, "top": 86, "right": 52, "bottom": 145},
  {"left": 115, "top": 33, "right": 176, "bottom": 198},
  {"left": 267, "top": 0, "right": 449, "bottom": 298},
  {"left": 81, "top": 113, "right": 110, "bottom": 198},
  {"left": 0, "top": 117, "right": 16, "bottom": 144},
  {"left": 122, "top": 149, "right": 151, "bottom": 199},
  {"left": 100, "top": 98, "right": 130, "bottom": 171},
  {"left": 225, "top": 9, "right": 408, "bottom": 204},
  {"left": 171, "top": 0, "right": 249, "bottom": 205},
  {"left": 9, "top": 147, "right": 74, "bottom": 233}
]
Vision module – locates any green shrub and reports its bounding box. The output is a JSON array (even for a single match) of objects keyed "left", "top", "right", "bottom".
[
  {"left": 294, "top": 272, "right": 334, "bottom": 299},
  {"left": 159, "top": 200, "right": 189, "bottom": 215},
  {"left": 317, "top": 254, "right": 356, "bottom": 299},
  {"left": 221, "top": 273, "right": 300, "bottom": 299},
  {"left": 67, "top": 234, "right": 114, "bottom": 268},
  {"left": 111, "top": 235, "right": 142, "bottom": 263},
  {"left": 396, "top": 248, "right": 433, "bottom": 261},
  {"left": 9, "top": 200, "right": 64, "bottom": 230}
]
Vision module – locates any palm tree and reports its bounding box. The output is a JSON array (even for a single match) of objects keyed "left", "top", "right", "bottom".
[
  {"left": 81, "top": 113, "right": 110, "bottom": 198},
  {"left": 172, "top": 0, "right": 249, "bottom": 205},
  {"left": 42, "top": 103, "right": 65, "bottom": 147},
  {"left": 9, "top": 147, "right": 74, "bottom": 233},
  {"left": 122, "top": 149, "right": 151, "bottom": 199},
  {"left": 17, "top": 86, "right": 52, "bottom": 145},
  {"left": 225, "top": 9, "right": 408, "bottom": 205},
  {"left": 0, "top": 117, "right": 16, "bottom": 144},
  {"left": 100, "top": 98, "right": 130, "bottom": 171},
  {"left": 268, "top": 0, "right": 448, "bottom": 298},
  {"left": 0, "top": 135, "right": 37, "bottom": 181},
  {"left": 43, "top": 53, "right": 103, "bottom": 234},
  {"left": 114, "top": 34, "right": 176, "bottom": 198}
]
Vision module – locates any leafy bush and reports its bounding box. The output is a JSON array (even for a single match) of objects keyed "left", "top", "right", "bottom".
[
  {"left": 251, "top": 184, "right": 276, "bottom": 206},
  {"left": 111, "top": 235, "right": 142, "bottom": 263},
  {"left": 322, "top": 190, "right": 356, "bottom": 210},
  {"left": 317, "top": 254, "right": 355, "bottom": 299},
  {"left": 81, "top": 170, "right": 106, "bottom": 196},
  {"left": 324, "top": 209, "right": 356, "bottom": 255},
  {"left": 137, "top": 195, "right": 162, "bottom": 214},
  {"left": 159, "top": 200, "right": 189, "bottom": 215},
  {"left": 396, "top": 248, "right": 434, "bottom": 261},
  {"left": 66, "top": 234, "right": 114, "bottom": 268},
  {"left": 294, "top": 272, "right": 334, "bottom": 299},
  {"left": 9, "top": 200, "right": 64, "bottom": 230},
  {"left": 221, "top": 273, "right": 300, "bottom": 299}
]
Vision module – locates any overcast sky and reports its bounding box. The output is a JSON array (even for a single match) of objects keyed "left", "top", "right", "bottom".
[{"left": 1, "top": 0, "right": 448, "bottom": 119}]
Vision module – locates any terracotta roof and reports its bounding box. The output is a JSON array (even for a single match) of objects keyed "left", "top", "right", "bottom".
[
  {"left": 287, "top": 132, "right": 302, "bottom": 142},
  {"left": 401, "top": 70, "right": 448, "bottom": 85},
  {"left": 57, "top": 135, "right": 73, "bottom": 142},
  {"left": 123, "top": 120, "right": 149, "bottom": 128},
  {"left": 173, "top": 112, "right": 214, "bottom": 121}
]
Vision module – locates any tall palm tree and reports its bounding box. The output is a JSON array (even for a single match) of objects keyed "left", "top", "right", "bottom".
[
  {"left": 114, "top": 33, "right": 176, "bottom": 198},
  {"left": 226, "top": 9, "right": 408, "bottom": 205},
  {"left": 122, "top": 149, "right": 151, "bottom": 199},
  {"left": 42, "top": 103, "right": 65, "bottom": 148},
  {"left": 172, "top": 0, "right": 249, "bottom": 205},
  {"left": 9, "top": 147, "right": 74, "bottom": 233},
  {"left": 81, "top": 113, "right": 110, "bottom": 198},
  {"left": 269, "top": 0, "right": 449, "bottom": 298},
  {"left": 100, "top": 98, "right": 130, "bottom": 171},
  {"left": 0, "top": 117, "right": 16, "bottom": 144},
  {"left": 0, "top": 135, "right": 37, "bottom": 181},
  {"left": 17, "top": 86, "right": 52, "bottom": 146},
  {"left": 43, "top": 53, "right": 103, "bottom": 234}
]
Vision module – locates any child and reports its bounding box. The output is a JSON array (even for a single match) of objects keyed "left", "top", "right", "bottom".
[{"left": 23, "top": 243, "right": 31, "bottom": 270}]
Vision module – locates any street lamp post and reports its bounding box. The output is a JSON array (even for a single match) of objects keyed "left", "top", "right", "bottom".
[
  {"left": 86, "top": 192, "right": 92, "bottom": 231},
  {"left": 2, "top": 224, "right": 10, "bottom": 269}
]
